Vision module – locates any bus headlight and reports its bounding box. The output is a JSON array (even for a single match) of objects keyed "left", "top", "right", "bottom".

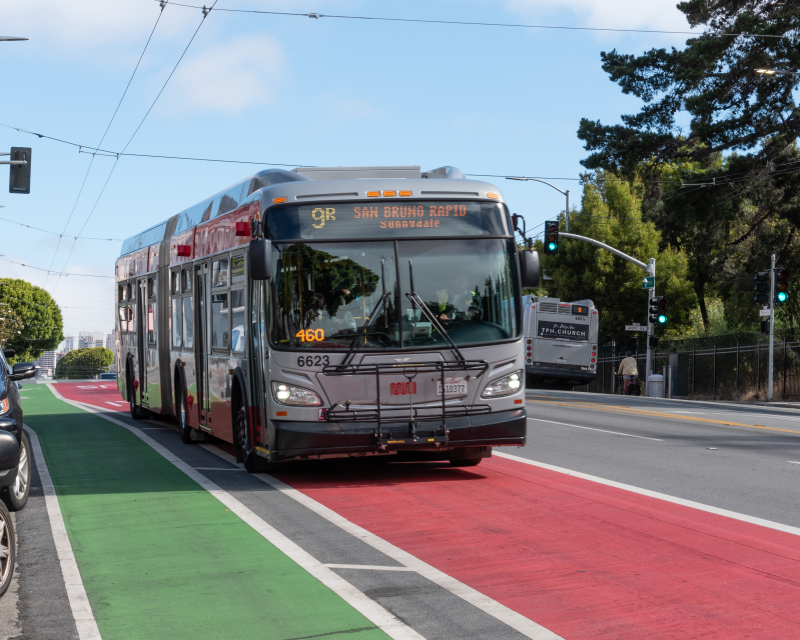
[
  {"left": 271, "top": 382, "right": 322, "bottom": 406},
  {"left": 481, "top": 371, "right": 522, "bottom": 398}
]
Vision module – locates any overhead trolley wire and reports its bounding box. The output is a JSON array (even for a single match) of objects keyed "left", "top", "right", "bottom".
[
  {"left": 0, "top": 257, "right": 114, "bottom": 279},
  {"left": 154, "top": 0, "right": 790, "bottom": 39},
  {"left": 0, "top": 215, "right": 123, "bottom": 241},
  {"left": 50, "top": 0, "right": 219, "bottom": 297}
]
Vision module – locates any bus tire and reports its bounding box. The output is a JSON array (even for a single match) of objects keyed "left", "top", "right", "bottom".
[
  {"left": 449, "top": 458, "right": 482, "bottom": 467},
  {"left": 175, "top": 381, "right": 195, "bottom": 445},
  {"left": 1, "top": 431, "right": 31, "bottom": 512},
  {"left": 0, "top": 499, "right": 15, "bottom": 597},
  {"left": 234, "top": 391, "right": 262, "bottom": 473},
  {"left": 127, "top": 361, "right": 142, "bottom": 420}
]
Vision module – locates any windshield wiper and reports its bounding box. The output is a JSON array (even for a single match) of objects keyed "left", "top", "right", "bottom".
[
  {"left": 405, "top": 260, "right": 466, "bottom": 365},
  {"left": 340, "top": 259, "right": 391, "bottom": 367}
]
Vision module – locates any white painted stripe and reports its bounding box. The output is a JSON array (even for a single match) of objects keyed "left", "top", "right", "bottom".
[
  {"left": 49, "top": 390, "right": 424, "bottom": 640},
  {"left": 24, "top": 426, "right": 102, "bottom": 640},
  {"left": 494, "top": 451, "right": 800, "bottom": 537},
  {"left": 527, "top": 417, "right": 663, "bottom": 441},
  {"left": 788, "top": 461, "right": 800, "bottom": 465},
  {"left": 325, "top": 564, "right": 415, "bottom": 572},
  {"left": 104, "top": 402, "right": 125, "bottom": 407},
  {"left": 201, "top": 445, "right": 563, "bottom": 640}
]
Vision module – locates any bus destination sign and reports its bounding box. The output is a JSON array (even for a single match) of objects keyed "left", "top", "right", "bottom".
[
  {"left": 286, "top": 201, "right": 506, "bottom": 240},
  {"left": 537, "top": 321, "right": 589, "bottom": 340}
]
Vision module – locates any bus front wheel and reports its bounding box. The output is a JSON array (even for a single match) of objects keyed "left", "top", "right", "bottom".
[{"left": 234, "top": 392, "right": 263, "bottom": 473}]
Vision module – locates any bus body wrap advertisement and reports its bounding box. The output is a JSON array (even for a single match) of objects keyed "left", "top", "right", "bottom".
[{"left": 537, "top": 321, "right": 589, "bottom": 341}]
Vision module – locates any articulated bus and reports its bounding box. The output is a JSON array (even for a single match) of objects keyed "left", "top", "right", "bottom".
[
  {"left": 115, "top": 165, "right": 539, "bottom": 471},
  {"left": 522, "top": 296, "right": 599, "bottom": 388}
]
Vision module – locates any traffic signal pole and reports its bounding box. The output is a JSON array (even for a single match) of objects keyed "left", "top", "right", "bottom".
[
  {"left": 768, "top": 253, "right": 775, "bottom": 401},
  {"left": 646, "top": 258, "right": 656, "bottom": 382}
]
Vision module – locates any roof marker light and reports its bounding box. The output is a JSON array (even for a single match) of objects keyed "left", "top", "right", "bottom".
[
  {"left": 273, "top": 196, "right": 287, "bottom": 204},
  {"left": 487, "top": 192, "right": 499, "bottom": 199},
  {"left": 383, "top": 190, "right": 397, "bottom": 197},
  {"left": 367, "top": 191, "right": 380, "bottom": 197},
  {"left": 399, "top": 190, "right": 412, "bottom": 197}
]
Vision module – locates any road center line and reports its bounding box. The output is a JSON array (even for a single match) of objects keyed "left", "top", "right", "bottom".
[
  {"left": 48, "top": 388, "right": 424, "bottom": 640},
  {"left": 527, "top": 417, "right": 663, "bottom": 441},
  {"left": 200, "top": 445, "right": 564, "bottom": 640},
  {"left": 789, "top": 461, "right": 800, "bottom": 465},
  {"left": 24, "top": 426, "right": 101, "bottom": 640},
  {"left": 494, "top": 451, "right": 800, "bottom": 537}
]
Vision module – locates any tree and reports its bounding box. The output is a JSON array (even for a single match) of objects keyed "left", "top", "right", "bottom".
[
  {"left": 536, "top": 175, "right": 696, "bottom": 346},
  {"left": 54, "top": 347, "right": 114, "bottom": 380},
  {"left": 0, "top": 305, "right": 23, "bottom": 346},
  {"left": 0, "top": 279, "right": 64, "bottom": 363},
  {"left": 576, "top": 3, "right": 800, "bottom": 331}
]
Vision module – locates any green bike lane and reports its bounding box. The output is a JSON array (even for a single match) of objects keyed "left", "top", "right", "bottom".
[{"left": 23, "top": 385, "right": 390, "bottom": 640}]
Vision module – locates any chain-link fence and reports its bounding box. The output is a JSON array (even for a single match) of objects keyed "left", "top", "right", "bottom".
[{"left": 575, "top": 332, "right": 800, "bottom": 401}]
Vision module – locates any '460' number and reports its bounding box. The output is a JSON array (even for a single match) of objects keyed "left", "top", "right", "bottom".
[
  {"left": 296, "top": 328, "right": 325, "bottom": 342},
  {"left": 297, "top": 355, "right": 330, "bottom": 367}
]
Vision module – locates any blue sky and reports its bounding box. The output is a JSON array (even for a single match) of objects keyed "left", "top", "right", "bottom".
[{"left": 0, "top": 0, "right": 698, "bottom": 344}]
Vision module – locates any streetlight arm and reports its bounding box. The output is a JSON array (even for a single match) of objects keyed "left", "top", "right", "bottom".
[
  {"left": 560, "top": 232, "right": 650, "bottom": 271},
  {"left": 507, "top": 176, "right": 567, "bottom": 196}
]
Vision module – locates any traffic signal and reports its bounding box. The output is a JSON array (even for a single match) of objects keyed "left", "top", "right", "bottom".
[
  {"left": 648, "top": 297, "right": 668, "bottom": 324},
  {"left": 774, "top": 267, "right": 789, "bottom": 304},
  {"left": 543, "top": 221, "right": 559, "bottom": 255},
  {"left": 648, "top": 335, "right": 659, "bottom": 348},
  {"left": 761, "top": 319, "right": 770, "bottom": 334},
  {"left": 8, "top": 147, "right": 31, "bottom": 194},
  {"left": 753, "top": 271, "right": 770, "bottom": 303}
]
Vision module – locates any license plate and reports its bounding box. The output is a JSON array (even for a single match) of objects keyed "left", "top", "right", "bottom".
[{"left": 436, "top": 381, "right": 467, "bottom": 395}]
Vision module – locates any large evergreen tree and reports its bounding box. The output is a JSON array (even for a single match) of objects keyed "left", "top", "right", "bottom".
[{"left": 0, "top": 279, "right": 64, "bottom": 362}]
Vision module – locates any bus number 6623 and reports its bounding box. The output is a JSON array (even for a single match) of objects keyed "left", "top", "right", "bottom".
[{"left": 298, "top": 355, "right": 330, "bottom": 367}]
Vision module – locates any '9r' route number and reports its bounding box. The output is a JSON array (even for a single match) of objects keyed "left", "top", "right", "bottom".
[{"left": 297, "top": 355, "right": 330, "bottom": 367}]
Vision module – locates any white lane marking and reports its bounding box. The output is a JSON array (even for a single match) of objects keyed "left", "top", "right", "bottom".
[
  {"left": 494, "top": 451, "right": 800, "bottom": 537},
  {"left": 104, "top": 402, "right": 125, "bottom": 407},
  {"left": 19, "top": 397, "right": 29, "bottom": 399},
  {"left": 25, "top": 426, "right": 102, "bottom": 640},
  {"left": 788, "top": 461, "right": 800, "bottom": 465},
  {"left": 325, "top": 564, "right": 415, "bottom": 572},
  {"left": 48, "top": 390, "right": 424, "bottom": 640},
  {"left": 201, "top": 445, "right": 563, "bottom": 640},
  {"left": 527, "top": 417, "right": 663, "bottom": 441}
]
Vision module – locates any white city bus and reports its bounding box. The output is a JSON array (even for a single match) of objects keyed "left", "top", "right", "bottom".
[
  {"left": 115, "top": 166, "right": 539, "bottom": 471},
  {"left": 522, "top": 296, "right": 598, "bottom": 387}
]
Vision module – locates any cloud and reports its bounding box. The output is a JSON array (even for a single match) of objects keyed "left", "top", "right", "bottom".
[
  {"left": 505, "top": 0, "right": 698, "bottom": 34},
  {"left": 160, "top": 34, "right": 284, "bottom": 114}
]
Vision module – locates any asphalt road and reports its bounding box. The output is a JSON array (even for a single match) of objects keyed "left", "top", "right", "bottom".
[{"left": 521, "top": 389, "right": 800, "bottom": 528}]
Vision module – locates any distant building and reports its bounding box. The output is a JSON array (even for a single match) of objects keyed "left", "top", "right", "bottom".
[
  {"left": 64, "top": 336, "right": 75, "bottom": 352},
  {"left": 35, "top": 350, "right": 57, "bottom": 377},
  {"left": 79, "top": 331, "right": 105, "bottom": 349},
  {"left": 106, "top": 330, "right": 115, "bottom": 349}
]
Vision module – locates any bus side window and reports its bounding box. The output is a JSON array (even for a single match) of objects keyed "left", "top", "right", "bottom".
[
  {"left": 119, "top": 284, "right": 126, "bottom": 302},
  {"left": 118, "top": 305, "right": 128, "bottom": 334},
  {"left": 211, "top": 293, "right": 229, "bottom": 350},
  {"left": 231, "top": 289, "right": 246, "bottom": 353},
  {"left": 182, "top": 295, "right": 193, "bottom": 349},
  {"left": 147, "top": 302, "right": 156, "bottom": 345}
]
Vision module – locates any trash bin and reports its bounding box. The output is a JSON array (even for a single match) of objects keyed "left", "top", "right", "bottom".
[{"left": 647, "top": 374, "right": 664, "bottom": 398}]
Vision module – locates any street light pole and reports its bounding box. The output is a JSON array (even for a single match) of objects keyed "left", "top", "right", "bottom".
[{"left": 507, "top": 177, "right": 571, "bottom": 233}]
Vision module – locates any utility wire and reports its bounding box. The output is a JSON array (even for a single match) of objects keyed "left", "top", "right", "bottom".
[
  {"left": 43, "top": 5, "right": 166, "bottom": 291},
  {"left": 154, "top": 1, "right": 789, "bottom": 40},
  {"left": 0, "top": 257, "right": 114, "bottom": 279},
  {"left": 50, "top": 0, "right": 217, "bottom": 296},
  {"left": 0, "top": 215, "right": 123, "bottom": 241}
]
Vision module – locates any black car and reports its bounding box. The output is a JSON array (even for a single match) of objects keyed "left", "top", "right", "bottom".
[{"left": 0, "top": 348, "right": 36, "bottom": 511}]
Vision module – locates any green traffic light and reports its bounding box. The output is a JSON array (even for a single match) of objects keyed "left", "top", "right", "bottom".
[
  {"left": 548, "top": 242, "right": 557, "bottom": 251},
  {"left": 777, "top": 291, "right": 788, "bottom": 303},
  {"left": 658, "top": 314, "right": 668, "bottom": 324}
]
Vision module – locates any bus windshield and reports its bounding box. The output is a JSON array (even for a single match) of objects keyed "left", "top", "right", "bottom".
[{"left": 269, "top": 238, "right": 519, "bottom": 350}]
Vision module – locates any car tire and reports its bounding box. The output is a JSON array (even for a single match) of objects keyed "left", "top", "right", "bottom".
[
  {"left": 2, "top": 431, "right": 31, "bottom": 511},
  {"left": 449, "top": 458, "right": 482, "bottom": 467},
  {"left": 0, "top": 499, "right": 15, "bottom": 597}
]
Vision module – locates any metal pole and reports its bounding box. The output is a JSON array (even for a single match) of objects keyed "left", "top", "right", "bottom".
[
  {"left": 646, "top": 258, "right": 656, "bottom": 382},
  {"left": 713, "top": 344, "right": 717, "bottom": 400},
  {"left": 692, "top": 347, "right": 696, "bottom": 396},
  {"left": 736, "top": 341, "right": 739, "bottom": 395},
  {"left": 768, "top": 253, "right": 775, "bottom": 401},
  {"left": 757, "top": 339, "right": 761, "bottom": 399},
  {"left": 565, "top": 190, "right": 570, "bottom": 233},
  {"left": 784, "top": 337, "right": 787, "bottom": 400}
]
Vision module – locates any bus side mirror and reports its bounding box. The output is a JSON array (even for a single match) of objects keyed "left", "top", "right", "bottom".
[
  {"left": 519, "top": 250, "right": 540, "bottom": 289},
  {"left": 249, "top": 238, "right": 272, "bottom": 280}
]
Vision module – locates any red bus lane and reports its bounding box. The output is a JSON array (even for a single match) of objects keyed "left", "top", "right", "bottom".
[
  {"left": 41, "top": 382, "right": 800, "bottom": 637},
  {"left": 48, "top": 382, "right": 127, "bottom": 411},
  {"left": 272, "top": 456, "right": 800, "bottom": 639}
]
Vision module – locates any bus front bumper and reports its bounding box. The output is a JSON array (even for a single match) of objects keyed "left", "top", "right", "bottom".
[{"left": 268, "top": 408, "right": 526, "bottom": 461}]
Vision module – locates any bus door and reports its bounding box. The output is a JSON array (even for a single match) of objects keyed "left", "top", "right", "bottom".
[
  {"left": 135, "top": 278, "right": 147, "bottom": 406},
  {"left": 194, "top": 262, "right": 211, "bottom": 428}
]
